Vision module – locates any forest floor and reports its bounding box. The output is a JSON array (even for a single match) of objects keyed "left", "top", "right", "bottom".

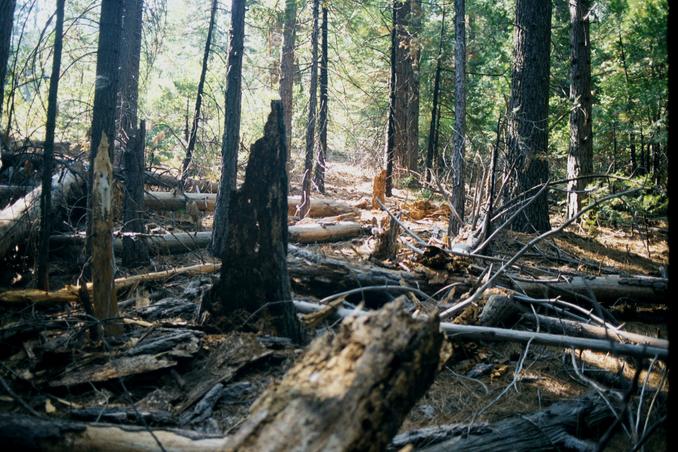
[{"left": 0, "top": 157, "right": 669, "bottom": 450}]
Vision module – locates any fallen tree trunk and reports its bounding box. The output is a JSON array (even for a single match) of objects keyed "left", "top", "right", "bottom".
[
  {"left": 143, "top": 170, "right": 219, "bottom": 193},
  {"left": 513, "top": 274, "right": 668, "bottom": 305},
  {"left": 50, "top": 222, "right": 364, "bottom": 254},
  {"left": 391, "top": 394, "right": 616, "bottom": 452},
  {"left": 225, "top": 300, "right": 443, "bottom": 450},
  {"left": 0, "top": 184, "right": 32, "bottom": 205},
  {"left": 144, "top": 191, "right": 356, "bottom": 218},
  {"left": 0, "top": 413, "right": 228, "bottom": 451},
  {"left": 520, "top": 312, "right": 668, "bottom": 348},
  {"left": 0, "top": 167, "right": 82, "bottom": 258}
]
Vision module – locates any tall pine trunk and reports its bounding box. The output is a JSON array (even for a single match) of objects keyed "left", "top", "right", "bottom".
[
  {"left": 0, "top": 0, "right": 15, "bottom": 127},
  {"left": 384, "top": 0, "right": 398, "bottom": 196},
  {"left": 313, "top": 4, "right": 328, "bottom": 193},
  {"left": 566, "top": 0, "right": 593, "bottom": 219},
  {"left": 507, "top": 0, "right": 552, "bottom": 233},
  {"left": 448, "top": 0, "right": 466, "bottom": 237},
  {"left": 297, "top": 0, "right": 319, "bottom": 218},
  {"left": 211, "top": 0, "right": 246, "bottom": 257},
  {"left": 36, "top": 0, "right": 65, "bottom": 290},
  {"left": 181, "top": 0, "right": 218, "bottom": 189},
  {"left": 425, "top": 11, "right": 445, "bottom": 183},
  {"left": 279, "top": 0, "right": 297, "bottom": 168}
]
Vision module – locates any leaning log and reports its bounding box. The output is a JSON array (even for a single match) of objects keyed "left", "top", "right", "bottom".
[
  {"left": 225, "top": 300, "right": 443, "bottom": 451},
  {"left": 143, "top": 191, "right": 356, "bottom": 218},
  {"left": 392, "top": 394, "right": 616, "bottom": 452},
  {"left": 513, "top": 275, "right": 668, "bottom": 305},
  {"left": 0, "top": 166, "right": 82, "bottom": 258}
]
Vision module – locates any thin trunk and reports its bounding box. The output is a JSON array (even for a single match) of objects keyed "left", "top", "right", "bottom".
[
  {"left": 210, "top": 0, "right": 246, "bottom": 257},
  {"left": 617, "top": 30, "right": 636, "bottom": 176},
  {"left": 629, "top": 131, "right": 636, "bottom": 173},
  {"left": 612, "top": 122, "right": 617, "bottom": 173},
  {"left": 36, "top": 0, "right": 65, "bottom": 290},
  {"left": 384, "top": 0, "right": 397, "bottom": 196},
  {"left": 639, "top": 128, "right": 646, "bottom": 175},
  {"left": 425, "top": 11, "right": 445, "bottom": 183},
  {"left": 86, "top": 0, "right": 124, "bottom": 267},
  {"left": 566, "top": 0, "right": 593, "bottom": 219},
  {"left": 181, "top": 0, "right": 218, "bottom": 189},
  {"left": 297, "top": 0, "right": 319, "bottom": 218},
  {"left": 507, "top": 0, "right": 552, "bottom": 233},
  {"left": 279, "top": 0, "right": 297, "bottom": 167},
  {"left": 0, "top": 0, "right": 16, "bottom": 126},
  {"left": 449, "top": 0, "right": 466, "bottom": 236},
  {"left": 312, "top": 4, "right": 328, "bottom": 193}
]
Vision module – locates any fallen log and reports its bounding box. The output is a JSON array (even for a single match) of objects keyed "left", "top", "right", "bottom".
[
  {"left": 520, "top": 312, "right": 668, "bottom": 348},
  {"left": 0, "top": 166, "right": 83, "bottom": 258},
  {"left": 0, "top": 413, "right": 228, "bottom": 451},
  {"left": 50, "top": 222, "right": 364, "bottom": 254},
  {"left": 513, "top": 274, "right": 668, "bottom": 305},
  {"left": 392, "top": 394, "right": 615, "bottom": 452},
  {"left": 0, "top": 184, "right": 32, "bottom": 205},
  {"left": 144, "top": 170, "right": 220, "bottom": 193},
  {"left": 144, "top": 190, "right": 356, "bottom": 218},
  {"left": 224, "top": 300, "right": 443, "bottom": 450}
]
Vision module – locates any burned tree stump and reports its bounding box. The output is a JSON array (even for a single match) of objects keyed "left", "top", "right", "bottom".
[
  {"left": 225, "top": 300, "right": 443, "bottom": 451},
  {"left": 122, "top": 120, "right": 149, "bottom": 267},
  {"left": 201, "top": 101, "right": 303, "bottom": 342}
]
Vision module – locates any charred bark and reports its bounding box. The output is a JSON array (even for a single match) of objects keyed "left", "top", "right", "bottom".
[
  {"left": 506, "top": 0, "right": 552, "bottom": 233},
  {"left": 180, "top": 0, "right": 217, "bottom": 188},
  {"left": 384, "top": 0, "right": 398, "bottom": 196},
  {"left": 202, "top": 101, "right": 303, "bottom": 342},
  {"left": 0, "top": 0, "right": 15, "bottom": 126},
  {"left": 122, "top": 120, "right": 149, "bottom": 267},
  {"left": 297, "top": 0, "right": 320, "bottom": 218},
  {"left": 211, "top": 0, "right": 246, "bottom": 257},
  {"left": 36, "top": 0, "right": 65, "bottom": 290},
  {"left": 425, "top": 11, "right": 445, "bottom": 183},
  {"left": 312, "top": 4, "right": 328, "bottom": 193}
]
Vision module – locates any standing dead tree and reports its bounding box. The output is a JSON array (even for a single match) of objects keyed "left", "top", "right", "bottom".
[
  {"left": 0, "top": 0, "right": 16, "bottom": 129},
  {"left": 312, "top": 2, "right": 329, "bottom": 193},
  {"left": 384, "top": 0, "right": 398, "bottom": 196},
  {"left": 201, "top": 101, "right": 303, "bottom": 342},
  {"left": 121, "top": 120, "right": 149, "bottom": 267},
  {"left": 279, "top": 0, "right": 297, "bottom": 167},
  {"left": 36, "top": 0, "right": 65, "bottom": 290}
]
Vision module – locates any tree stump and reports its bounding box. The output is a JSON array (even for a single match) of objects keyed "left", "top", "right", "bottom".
[
  {"left": 225, "top": 299, "right": 443, "bottom": 451},
  {"left": 201, "top": 101, "right": 303, "bottom": 342}
]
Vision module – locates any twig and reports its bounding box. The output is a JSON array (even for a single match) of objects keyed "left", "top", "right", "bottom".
[
  {"left": 0, "top": 376, "right": 41, "bottom": 417},
  {"left": 440, "top": 188, "right": 641, "bottom": 318}
]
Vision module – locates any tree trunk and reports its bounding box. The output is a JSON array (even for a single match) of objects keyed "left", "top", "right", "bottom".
[
  {"left": 449, "top": 0, "right": 466, "bottom": 236},
  {"left": 506, "top": 0, "right": 552, "bottom": 233},
  {"left": 225, "top": 300, "right": 442, "bottom": 451},
  {"left": 312, "top": 4, "right": 328, "bottom": 194},
  {"left": 115, "top": 0, "right": 143, "bottom": 168},
  {"left": 629, "top": 131, "right": 637, "bottom": 173},
  {"left": 180, "top": 0, "right": 217, "bottom": 189},
  {"left": 425, "top": 11, "right": 445, "bottom": 183},
  {"left": 297, "top": 0, "right": 320, "bottom": 218},
  {"left": 566, "top": 0, "right": 593, "bottom": 219},
  {"left": 202, "top": 101, "right": 303, "bottom": 342},
  {"left": 393, "top": 0, "right": 420, "bottom": 173},
  {"left": 279, "top": 0, "right": 297, "bottom": 168},
  {"left": 0, "top": 0, "right": 15, "bottom": 126},
  {"left": 36, "top": 0, "right": 65, "bottom": 290},
  {"left": 122, "top": 120, "right": 149, "bottom": 267},
  {"left": 384, "top": 1, "right": 398, "bottom": 196},
  {"left": 86, "top": 0, "right": 124, "bottom": 262},
  {"left": 91, "top": 136, "right": 121, "bottom": 336},
  {"left": 211, "top": 0, "right": 246, "bottom": 257}
]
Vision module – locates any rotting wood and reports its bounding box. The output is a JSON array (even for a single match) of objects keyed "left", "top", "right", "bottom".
[
  {"left": 201, "top": 101, "right": 303, "bottom": 341},
  {"left": 224, "top": 300, "right": 443, "bottom": 451},
  {"left": 370, "top": 215, "right": 400, "bottom": 261},
  {"left": 513, "top": 274, "right": 668, "bottom": 305},
  {"left": 91, "top": 136, "right": 121, "bottom": 336},
  {"left": 392, "top": 394, "right": 616, "bottom": 452},
  {"left": 0, "top": 166, "right": 82, "bottom": 258}
]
